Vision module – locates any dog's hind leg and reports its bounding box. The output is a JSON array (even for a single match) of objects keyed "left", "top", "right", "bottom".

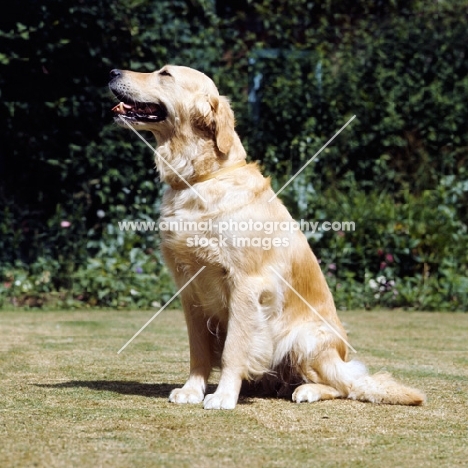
[{"left": 292, "top": 383, "right": 342, "bottom": 403}]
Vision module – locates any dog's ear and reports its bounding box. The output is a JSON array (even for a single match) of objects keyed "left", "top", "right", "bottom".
[
  {"left": 191, "top": 98, "right": 212, "bottom": 128},
  {"left": 192, "top": 94, "right": 235, "bottom": 155},
  {"left": 211, "top": 95, "right": 235, "bottom": 155}
]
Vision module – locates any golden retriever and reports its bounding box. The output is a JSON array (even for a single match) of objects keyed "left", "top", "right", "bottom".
[{"left": 109, "top": 65, "right": 425, "bottom": 409}]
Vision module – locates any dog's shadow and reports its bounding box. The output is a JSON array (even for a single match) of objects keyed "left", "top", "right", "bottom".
[
  {"left": 34, "top": 380, "right": 211, "bottom": 398},
  {"left": 34, "top": 380, "right": 288, "bottom": 403}
]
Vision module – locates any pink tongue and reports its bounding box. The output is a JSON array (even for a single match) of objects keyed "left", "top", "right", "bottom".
[{"left": 111, "top": 102, "right": 133, "bottom": 114}]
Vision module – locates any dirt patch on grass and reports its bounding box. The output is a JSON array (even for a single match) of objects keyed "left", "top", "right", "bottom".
[{"left": 0, "top": 309, "right": 467, "bottom": 467}]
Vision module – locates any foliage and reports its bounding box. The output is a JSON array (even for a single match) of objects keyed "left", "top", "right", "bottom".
[
  {"left": 315, "top": 177, "right": 468, "bottom": 311},
  {"left": 1, "top": 0, "right": 467, "bottom": 310}
]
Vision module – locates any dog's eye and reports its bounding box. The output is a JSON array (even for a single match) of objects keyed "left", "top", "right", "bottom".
[{"left": 159, "top": 70, "right": 172, "bottom": 77}]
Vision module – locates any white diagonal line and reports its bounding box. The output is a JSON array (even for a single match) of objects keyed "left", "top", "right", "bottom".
[
  {"left": 118, "top": 116, "right": 208, "bottom": 203},
  {"left": 117, "top": 266, "right": 206, "bottom": 354},
  {"left": 268, "top": 115, "right": 356, "bottom": 202},
  {"left": 269, "top": 266, "right": 357, "bottom": 353}
]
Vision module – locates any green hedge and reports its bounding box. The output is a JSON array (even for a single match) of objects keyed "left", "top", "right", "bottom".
[{"left": 1, "top": 0, "right": 467, "bottom": 309}]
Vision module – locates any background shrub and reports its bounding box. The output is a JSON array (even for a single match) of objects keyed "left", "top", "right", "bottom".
[{"left": 1, "top": 0, "right": 467, "bottom": 310}]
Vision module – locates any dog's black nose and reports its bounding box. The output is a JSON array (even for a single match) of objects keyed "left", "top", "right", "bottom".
[{"left": 110, "top": 69, "right": 122, "bottom": 79}]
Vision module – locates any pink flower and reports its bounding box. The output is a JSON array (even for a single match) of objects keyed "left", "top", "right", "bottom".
[
  {"left": 385, "top": 253, "right": 394, "bottom": 263},
  {"left": 380, "top": 262, "right": 387, "bottom": 270},
  {"left": 377, "top": 249, "right": 384, "bottom": 256},
  {"left": 60, "top": 221, "right": 71, "bottom": 228},
  {"left": 328, "top": 263, "right": 336, "bottom": 271}
]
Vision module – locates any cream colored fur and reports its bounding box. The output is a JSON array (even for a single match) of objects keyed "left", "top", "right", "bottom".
[{"left": 110, "top": 65, "right": 425, "bottom": 409}]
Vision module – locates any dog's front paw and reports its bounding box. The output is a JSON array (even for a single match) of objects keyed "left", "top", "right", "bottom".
[
  {"left": 203, "top": 392, "right": 237, "bottom": 410},
  {"left": 169, "top": 387, "right": 204, "bottom": 404}
]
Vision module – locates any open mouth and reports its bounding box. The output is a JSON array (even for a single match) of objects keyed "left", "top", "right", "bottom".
[{"left": 111, "top": 100, "right": 167, "bottom": 123}]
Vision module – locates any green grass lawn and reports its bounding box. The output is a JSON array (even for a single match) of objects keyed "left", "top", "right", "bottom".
[{"left": 0, "top": 309, "right": 467, "bottom": 468}]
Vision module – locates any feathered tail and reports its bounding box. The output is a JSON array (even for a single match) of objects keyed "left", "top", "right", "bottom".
[{"left": 319, "top": 358, "right": 425, "bottom": 406}]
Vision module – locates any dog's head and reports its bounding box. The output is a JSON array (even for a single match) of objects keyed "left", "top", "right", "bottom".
[{"left": 109, "top": 65, "right": 235, "bottom": 154}]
